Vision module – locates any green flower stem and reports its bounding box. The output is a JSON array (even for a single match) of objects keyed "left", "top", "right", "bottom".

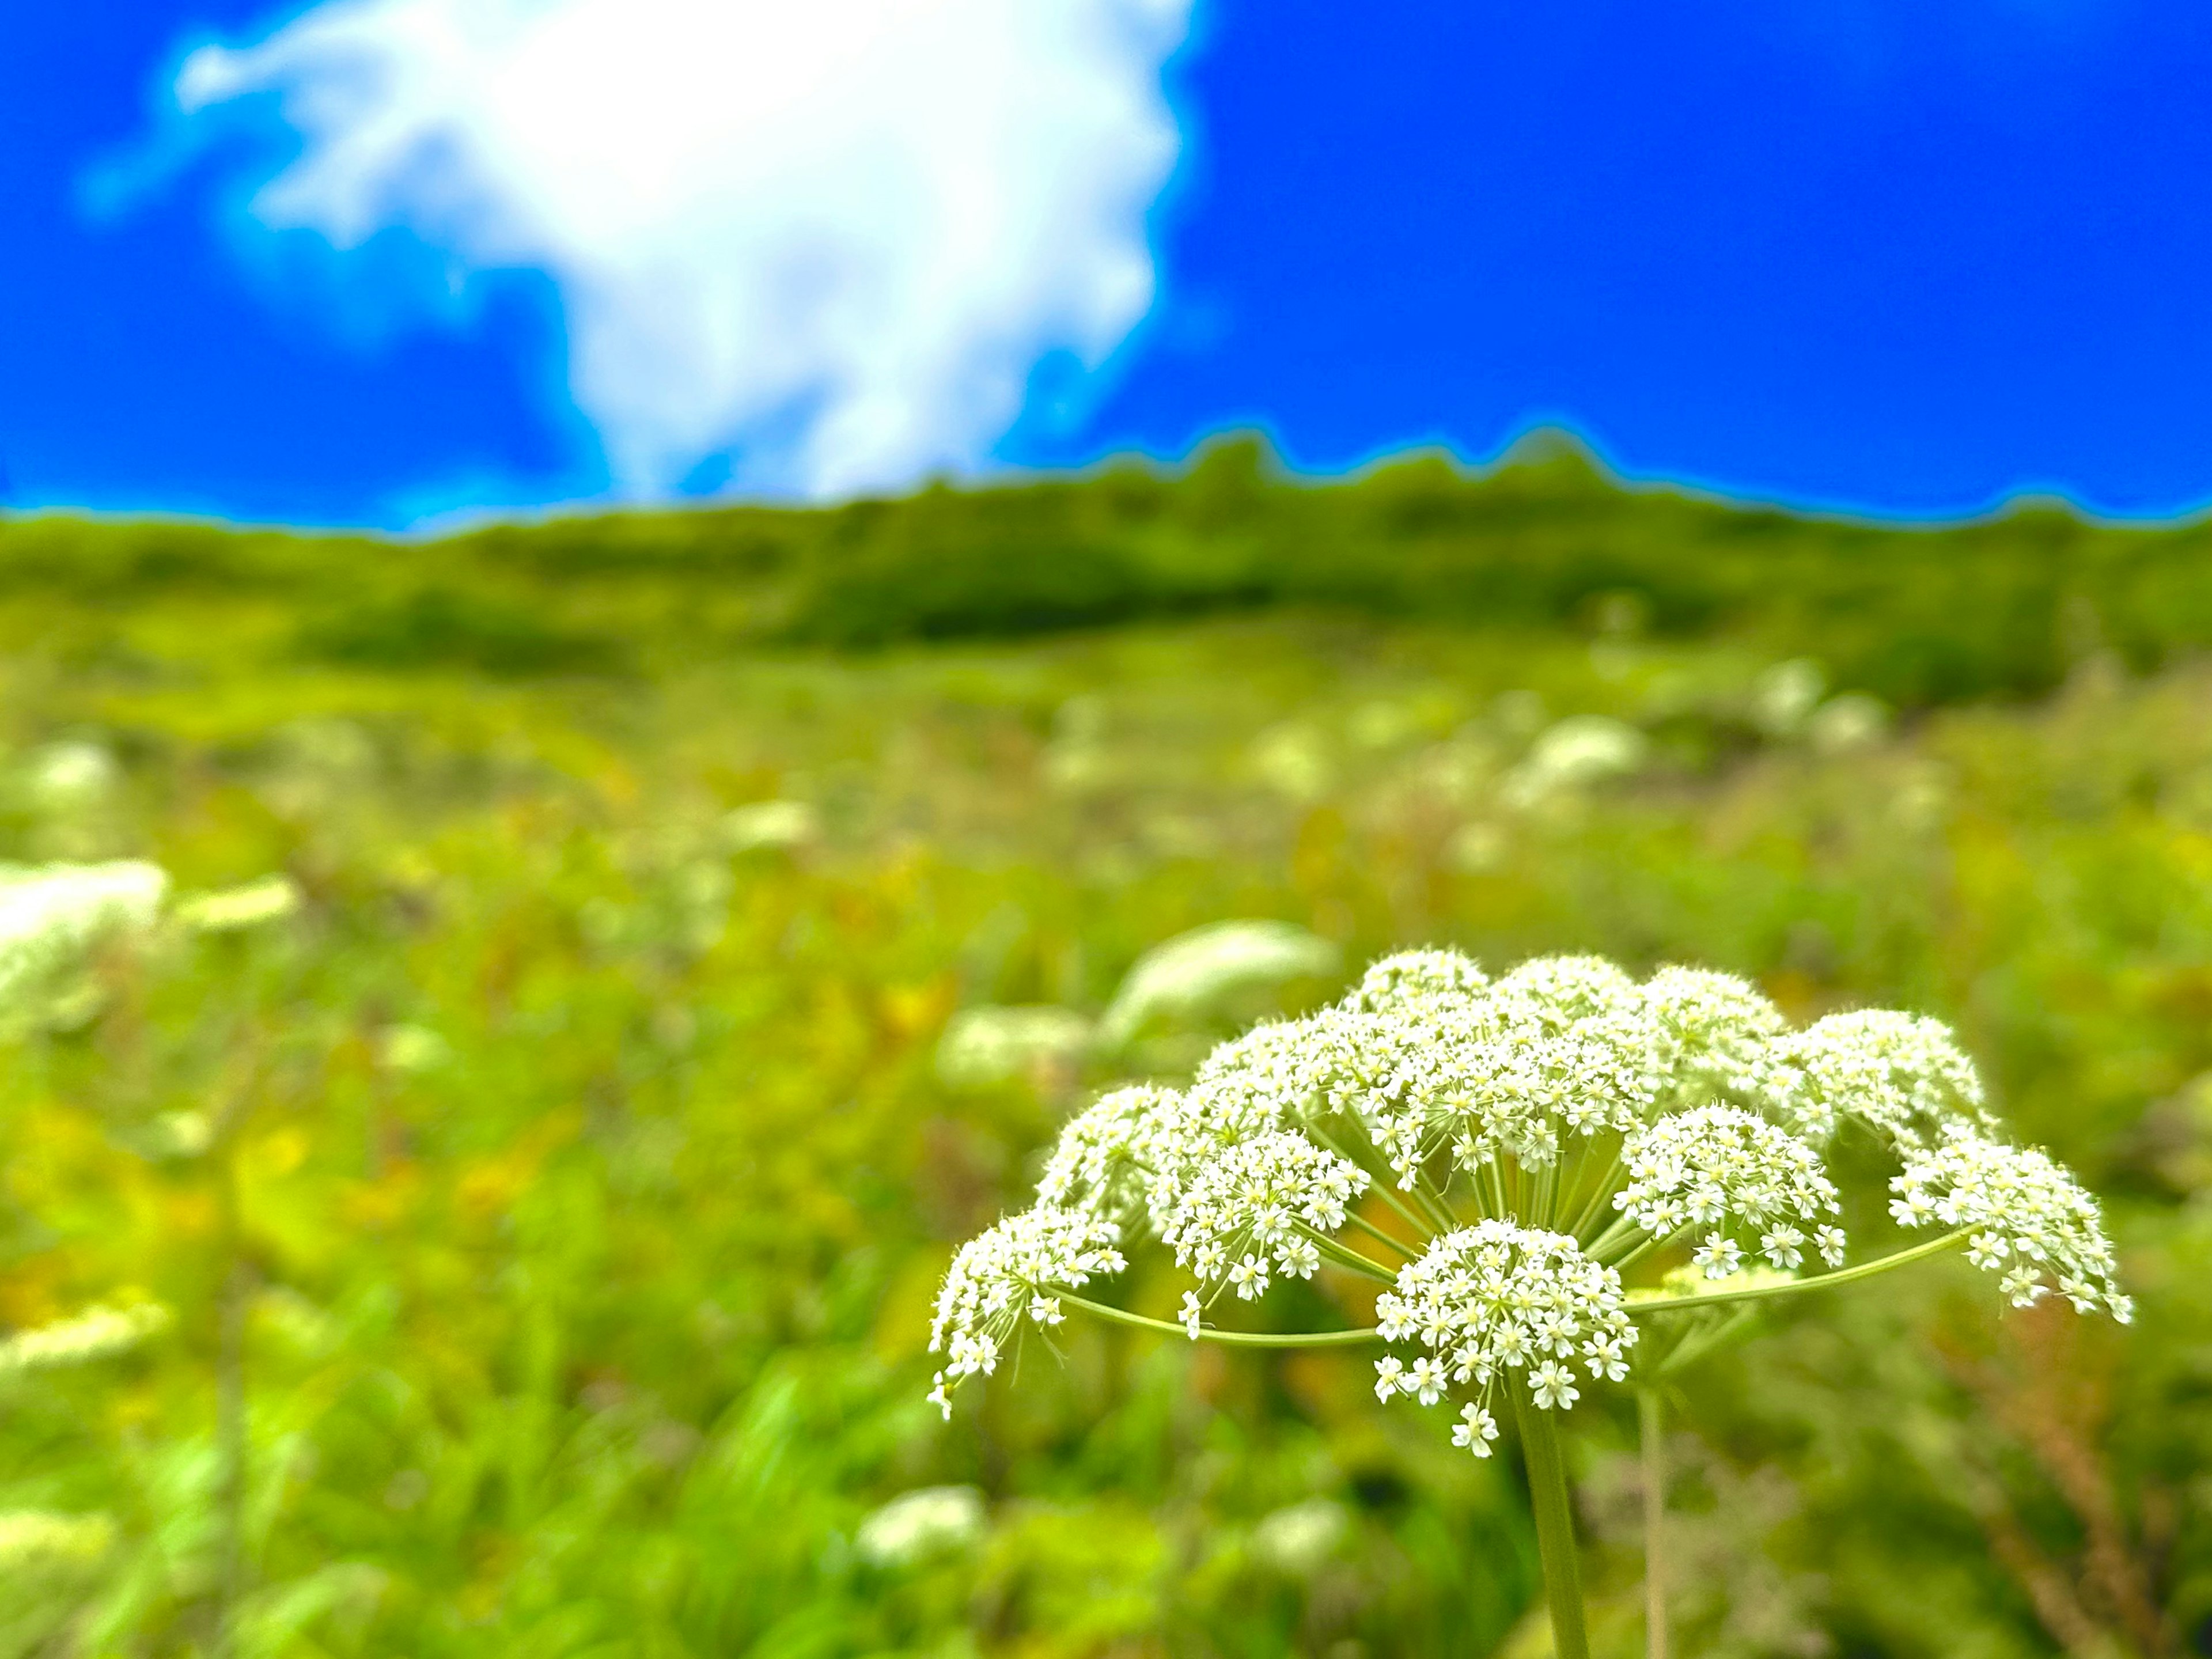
[
  {"left": 1624, "top": 1228, "right": 1972, "bottom": 1318},
  {"left": 1514, "top": 1383, "right": 1592, "bottom": 1659},
  {"left": 1412, "top": 1173, "right": 1462, "bottom": 1235},
  {"left": 1056, "top": 1291, "right": 1383, "bottom": 1347},
  {"left": 1639, "top": 1388, "right": 1668, "bottom": 1659},
  {"left": 1608, "top": 1237, "right": 1657, "bottom": 1274},
  {"left": 1298, "top": 1225, "right": 1402, "bottom": 1284},
  {"left": 1565, "top": 1150, "right": 1626, "bottom": 1244},
  {"left": 1584, "top": 1213, "right": 1642, "bottom": 1259},
  {"left": 1342, "top": 1209, "right": 1420, "bottom": 1261},
  {"left": 1482, "top": 1158, "right": 1512, "bottom": 1221},
  {"left": 1653, "top": 1305, "right": 1760, "bottom": 1380},
  {"left": 1370, "top": 1180, "right": 1441, "bottom": 1241}
]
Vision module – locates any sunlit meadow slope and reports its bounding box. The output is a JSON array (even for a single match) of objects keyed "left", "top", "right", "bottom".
[{"left": 1, "top": 452, "right": 2210, "bottom": 1656}]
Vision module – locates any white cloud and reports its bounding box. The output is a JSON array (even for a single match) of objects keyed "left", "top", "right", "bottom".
[{"left": 176, "top": 0, "right": 1191, "bottom": 497}]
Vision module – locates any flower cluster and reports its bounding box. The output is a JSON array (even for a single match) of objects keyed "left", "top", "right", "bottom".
[
  {"left": 1318, "top": 953, "right": 1664, "bottom": 1183},
  {"left": 1771, "top": 1010, "right": 1991, "bottom": 1147},
  {"left": 1421, "top": 1029, "right": 1654, "bottom": 1171},
  {"left": 1161, "top": 1130, "right": 1368, "bottom": 1298},
  {"left": 929, "top": 944, "right": 2130, "bottom": 1441},
  {"left": 927, "top": 1207, "right": 1126, "bottom": 1415},
  {"left": 1642, "top": 966, "right": 1789, "bottom": 1103},
  {"left": 1168, "top": 1062, "right": 1315, "bottom": 1229},
  {"left": 1891, "top": 1131, "right": 2131, "bottom": 1320},
  {"left": 1615, "top": 1105, "right": 1843, "bottom": 1273},
  {"left": 1343, "top": 948, "right": 1491, "bottom": 1013},
  {"left": 1373, "top": 1222, "right": 1636, "bottom": 1453},
  {"left": 1186, "top": 1019, "right": 1328, "bottom": 1141},
  {"left": 1488, "top": 954, "right": 1645, "bottom": 1032},
  {"left": 1036, "top": 1084, "right": 1179, "bottom": 1222}
]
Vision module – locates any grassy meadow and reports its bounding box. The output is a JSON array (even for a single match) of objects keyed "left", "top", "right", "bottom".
[{"left": 3, "top": 443, "right": 2212, "bottom": 1657}]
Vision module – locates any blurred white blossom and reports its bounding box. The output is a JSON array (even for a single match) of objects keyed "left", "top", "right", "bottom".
[
  {"left": 175, "top": 873, "right": 302, "bottom": 933},
  {"left": 380, "top": 1024, "right": 452, "bottom": 1075},
  {"left": 0, "top": 1510, "right": 115, "bottom": 1574},
  {"left": 857, "top": 1486, "right": 986, "bottom": 1566},
  {"left": 720, "top": 800, "right": 819, "bottom": 854},
  {"left": 935, "top": 1005, "right": 1092, "bottom": 1090},
  {"left": 147, "top": 1110, "right": 215, "bottom": 1158},
  {"left": 1750, "top": 660, "right": 1827, "bottom": 738},
  {"left": 0, "top": 861, "right": 169, "bottom": 1009},
  {"left": 1446, "top": 820, "right": 1509, "bottom": 873},
  {"left": 1807, "top": 691, "right": 1890, "bottom": 755},
  {"left": 18, "top": 741, "right": 119, "bottom": 812},
  {"left": 1247, "top": 723, "right": 1335, "bottom": 802},
  {"left": 1099, "top": 920, "right": 1340, "bottom": 1048},
  {"left": 1503, "top": 716, "right": 1647, "bottom": 807},
  {"left": 0, "top": 1302, "right": 171, "bottom": 1378},
  {"left": 1250, "top": 1498, "right": 1348, "bottom": 1574}
]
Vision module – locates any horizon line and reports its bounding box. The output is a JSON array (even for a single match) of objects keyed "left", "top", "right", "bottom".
[{"left": 7, "top": 421, "right": 2211, "bottom": 542}]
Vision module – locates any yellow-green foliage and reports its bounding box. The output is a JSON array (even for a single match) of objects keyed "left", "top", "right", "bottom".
[{"left": 1, "top": 488, "right": 2211, "bottom": 1656}]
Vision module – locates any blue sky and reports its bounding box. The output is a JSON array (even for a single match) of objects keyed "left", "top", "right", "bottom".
[{"left": 7, "top": 0, "right": 2212, "bottom": 526}]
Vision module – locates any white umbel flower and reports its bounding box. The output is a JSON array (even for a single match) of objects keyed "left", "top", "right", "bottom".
[
  {"left": 926, "top": 1206, "right": 1126, "bottom": 1416},
  {"left": 1691, "top": 1233, "right": 1744, "bottom": 1279},
  {"left": 1036, "top": 1084, "right": 1180, "bottom": 1221},
  {"left": 1452, "top": 1401, "right": 1501, "bottom": 1456},
  {"left": 1345, "top": 949, "right": 1493, "bottom": 1013},
  {"left": 1889, "top": 1131, "right": 2131, "bottom": 1320},
  {"left": 1416, "top": 1029, "right": 1653, "bottom": 1172},
  {"left": 1161, "top": 1128, "right": 1367, "bottom": 1294},
  {"left": 1529, "top": 1359, "right": 1581, "bottom": 1410},
  {"left": 927, "top": 945, "right": 2128, "bottom": 1436},
  {"left": 1615, "top": 1104, "right": 1840, "bottom": 1268},
  {"left": 1770, "top": 1009, "right": 1990, "bottom": 1147},
  {"left": 1641, "top": 967, "right": 1787, "bottom": 1103},
  {"left": 1374, "top": 1221, "right": 1635, "bottom": 1426},
  {"left": 1489, "top": 955, "right": 1644, "bottom": 1031}
]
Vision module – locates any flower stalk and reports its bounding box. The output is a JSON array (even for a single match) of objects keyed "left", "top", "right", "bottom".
[
  {"left": 1639, "top": 1387, "right": 1668, "bottom": 1659},
  {"left": 1625, "top": 1228, "right": 1972, "bottom": 1317},
  {"left": 1056, "top": 1290, "right": 1381, "bottom": 1347},
  {"left": 1516, "top": 1381, "right": 1591, "bottom": 1659}
]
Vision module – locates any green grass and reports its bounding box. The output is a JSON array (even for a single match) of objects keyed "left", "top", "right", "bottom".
[{"left": 1, "top": 469, "right": 2210, "bottom": 1656}]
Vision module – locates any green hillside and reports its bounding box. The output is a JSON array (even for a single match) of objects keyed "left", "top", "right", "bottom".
[
  {"left": 0, "top": 452, "right": 2207, "bottom": 1657},
  {"left": 10, "top": 431, "right": 2212, "bottom": 703}
]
